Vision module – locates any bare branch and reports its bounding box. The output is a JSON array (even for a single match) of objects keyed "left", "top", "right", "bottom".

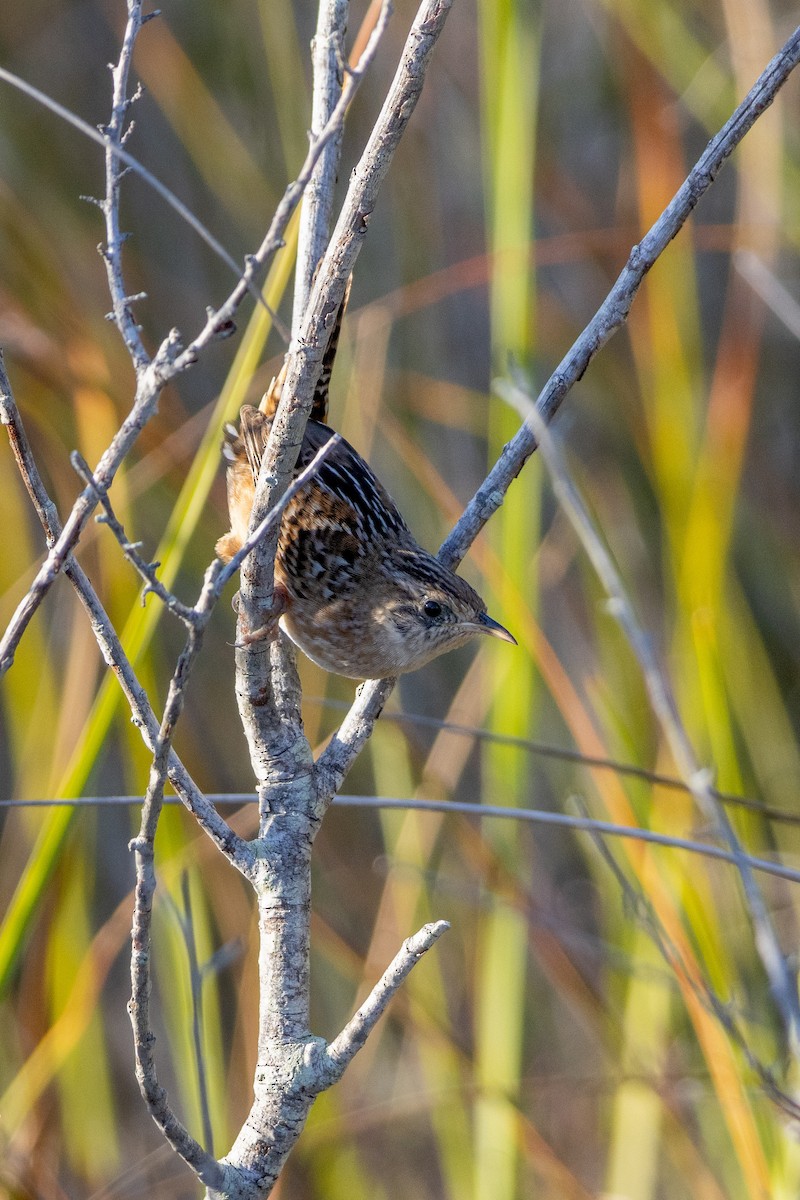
[
  {"left": 71, "top": 450, "right": 201, "bottom": 624},
  {"left": 129, "top": 562, "right": 229, "bottom": 1181},
  {"left": 314, "top": 677, "right": 394, "bottom": 802},
  {"left": 577, "top": 796, "right": 800, "bottom": 1123},
  {"left": 293, "top": 0, "right": 350, "bottom": 323},
  {"left": 129, "top": 812, "right": 221, "bottom": 1185},
  {"left": 321, "top": 921, "right": 450, "bottom": 1083},
  {"left": 4, "top": 792, "right": 800, "bottom": 884},
  {"left": 505, "top": 378, "right": 800, "bottom": 1058},
  {"left": 312, "top": 701, "right": 800, "bottom": 824},
  {"left": 12, "top": 719, "right": 800, "bottom": 830},
  {"left": 438, "top": 25, "right": 800, "bottom": 570},
  {"left": 101, "top": 0, "right": 150, "bottom": 366},
  {"left": 315, "top": 22, "right": 800, "bottom": 801}
]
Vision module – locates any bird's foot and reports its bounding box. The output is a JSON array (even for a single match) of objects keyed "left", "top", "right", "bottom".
[{"left": 232, "top": 585, "right": 289, "bottom": 647}]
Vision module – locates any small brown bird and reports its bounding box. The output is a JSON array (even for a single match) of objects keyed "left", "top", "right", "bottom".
[{"left": 216, "top": 291, "right": 515, "bottom": 679}]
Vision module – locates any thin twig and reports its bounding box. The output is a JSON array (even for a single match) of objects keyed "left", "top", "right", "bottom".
[
  {"left": 71, "top": 450, "right": 200, "bottom": 625},
  {"left": 128, "top": 539, "right": 240, "bottom": 1175},
  {"left": 314, "top": 22, "right": 800, "bottom": 803},
  {"left": 575, "top": 796, "right": 800, "bottom": 1122},
  {"left": 100, "top": 0, "right": 150, "bottom": 367},
  {"left": 0, "top": 64, "right": 247, "bottom": 318},
  {"left": 3, "top": 793, "right": 800, "bottom": 886},
  {"left": 321, "top": 921, "right": 450, "bottom": 1082},
  {"left": 70, "top": 433, "right": 341, "bottom": 618},
  {"left": 506, "top": 379, "right": 800, "bottom": 1058},
  {"left": 294, "top": 0, "right": 350, "bottom": 324},
  {"left": 314, "top": 678, "right": 395, "bottom": 801},
  {"left": 308, "top": 698, "right": 800, "bottom": 825}
]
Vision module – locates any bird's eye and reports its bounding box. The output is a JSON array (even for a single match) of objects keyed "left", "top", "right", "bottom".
[{"left": 422, "top": 599, "right": 443, "bottom": 619}]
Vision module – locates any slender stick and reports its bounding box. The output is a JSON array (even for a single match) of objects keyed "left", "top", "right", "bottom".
[
  {"left": 4, "top": 793, "right": 800, "bottom": 885},
  {"left": 315, "top": 22, "right": 800, "bottom": 801},
  {"left": 294, "top": 0, "right": 350, "bottom": 323},
  {"left": 321, "top": 921, "right": 450, "bottom": 1081},
  {"left": 506, "top": 379, "right": 800, "bottom": 1058},
  {"left": 129, "top": 592, "right": 225, "bottom": 1185},
  {"left": 100, "top": 0, "right": 150, "bottom": 367}
]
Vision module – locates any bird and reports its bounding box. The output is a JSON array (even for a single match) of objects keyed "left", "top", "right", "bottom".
[{"left": 215, "top": 285, "right": 515, "bottom": 679}]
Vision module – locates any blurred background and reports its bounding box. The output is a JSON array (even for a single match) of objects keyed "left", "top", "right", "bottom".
[{"left": 2, "top": 0, "right": 800, "bottom": 1196}]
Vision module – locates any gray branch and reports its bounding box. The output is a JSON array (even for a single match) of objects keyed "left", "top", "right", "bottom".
[
  {"left": 128, "top": 576, "right": 226, "bottom": 1186},
  {"left": 5, "top": 792, "right": 800, "bottom": 885},
  {"left": 293, "top": 0, "right": 350, "bottom": 324},
  {"left": 321, "top": 920, "right": 450, "bottom": 1081},
  {"left": 314, "top": 21, "right": 800, "bottom": 801},
  {"left": 508, "top": 381, "right": 800, "bottom": 1057},
  {"left": 100, "top": 0, "right": 150, "bottom": 367}
]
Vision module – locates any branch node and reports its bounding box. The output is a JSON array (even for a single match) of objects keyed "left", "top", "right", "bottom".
[{"left": 206, "top": 307, "right": 237, "bottom": 339}]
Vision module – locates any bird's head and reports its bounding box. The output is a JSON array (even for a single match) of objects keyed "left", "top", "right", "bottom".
[{"left": 372, "top": 549, "right": 516, "bottom": 674}]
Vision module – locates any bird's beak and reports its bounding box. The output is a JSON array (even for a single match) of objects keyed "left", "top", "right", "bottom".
[{"left": 477, "top": 612, "right": 517, "bottom": 645}]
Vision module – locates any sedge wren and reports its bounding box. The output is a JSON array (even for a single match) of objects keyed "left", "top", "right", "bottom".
[{"left": 215, "top": 292, "right": 515, "bottom": 679}]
